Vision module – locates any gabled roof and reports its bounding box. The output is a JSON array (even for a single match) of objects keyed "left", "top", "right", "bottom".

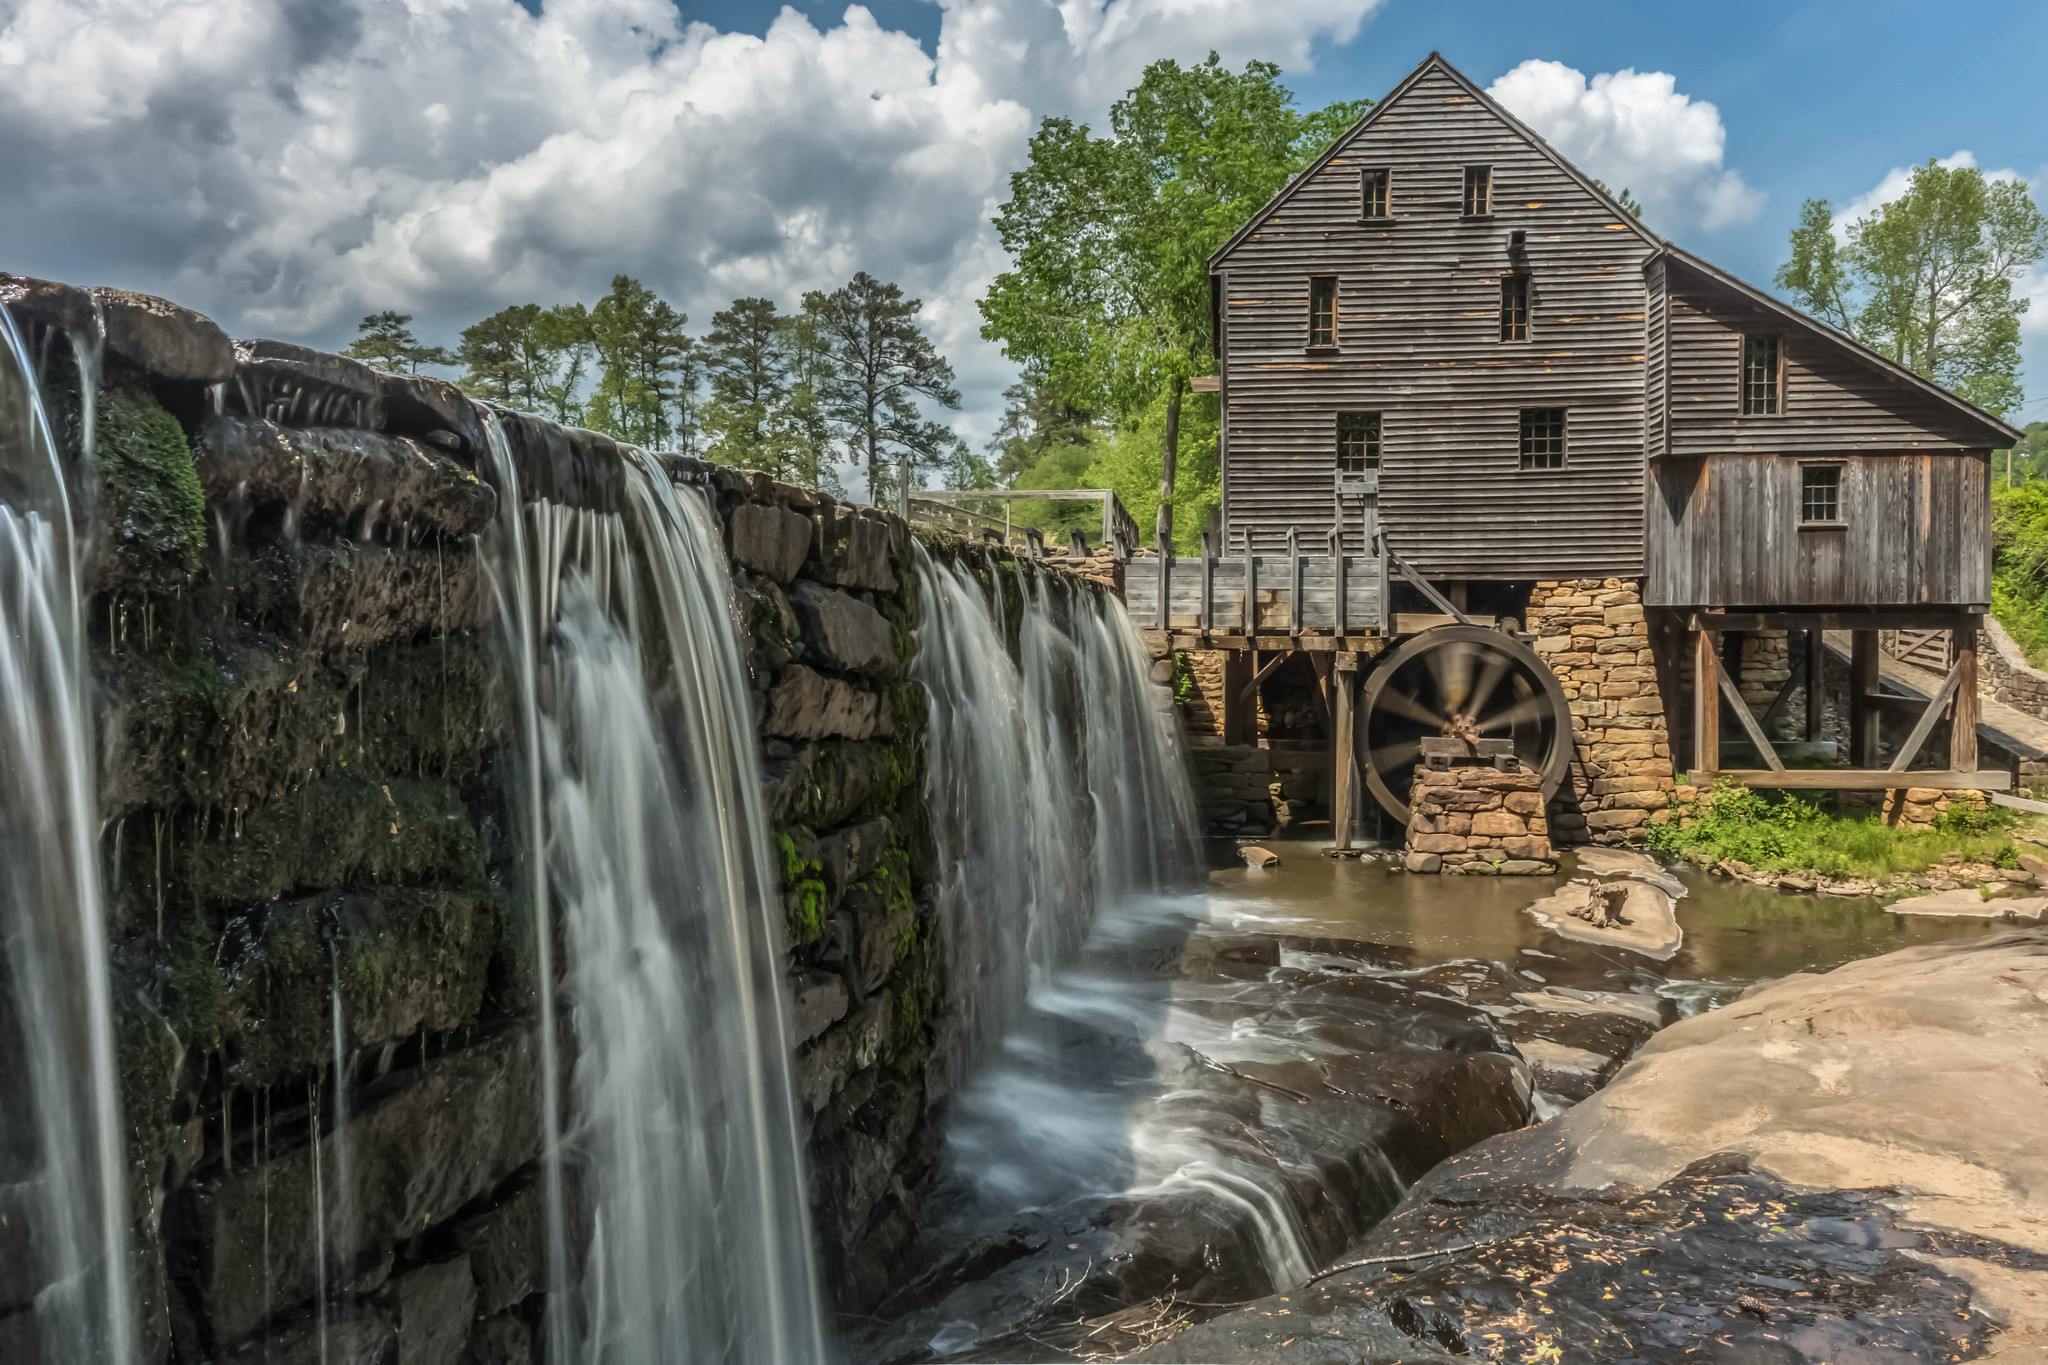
[
  {"left": 1209, "top": 51, "right": 1661, "bottom": 269},
  {"left": 1659, "top": 244, "right": 2025, "bottom": 447}
]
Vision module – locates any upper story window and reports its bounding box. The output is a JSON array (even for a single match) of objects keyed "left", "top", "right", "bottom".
[
  {"left": 1359, "top": 167, "right": 1390, "bottom": 219},
  {"left": 1742, "top": 335, "right": 1782, "bottom": 415},
  {"left": 1500, "top": 274, "right": 1529, "bottom": 342},
  {"left": 1519, "top": 408, "right": 1565, "bottom": 469},
  {"left": 1463, "top": 165, "right": 1493, "bottom": 218},
  {"left": 1308, "top": 275, "right": 1338, "bottom": 349},
  {"left": 1800, "top": 464, "right": 1841, "bottom": 524},
  {"left": 1337, "top": 413, "right": 1381, "bottom": 472}
]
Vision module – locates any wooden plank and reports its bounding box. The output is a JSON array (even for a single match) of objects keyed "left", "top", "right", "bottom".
[
  {"left": 1718, "top": 769, "right": 2011, "bottom": 792},
  {"left": 1850, "top": 631, "right": 1880, "bottom": 767},
  {"left": 1692, "top": 610, "right": 1981, "bottom": 632},
  {"left": 1951, "top": 630, "right": 1979, "bottom": 773},
  {"left": 1885, "top": 660, "right": 1963, "bottom": 773},
  {"left": 1804, "top": 628, "right": 1826, "bottom": 740},
  {"left": 1395, "top": 612, "right": 1497, "bottom": 634},
  {"left": 1993, "top": 791, "right": 2048, "bottom": 814},
  {"left": 1221, "top": 651, "right": 1254, "bottom": 745},
  {"left": 1713, "top": 648, "right": 1784, "bottom": 771},
  {"left": 1332, "top": 664, "right": 1357, "bottom": 851},
  {"left": 1693, "top": 628, "right": 1720, "bottom": 774}
]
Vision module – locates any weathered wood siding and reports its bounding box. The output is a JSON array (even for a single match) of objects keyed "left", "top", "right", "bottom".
[
  {"left": 1644, "top": 256, "right": 1668, "bottom": 460},
  {"left": 1214, "top": 59, "right": 1655, "bottom": 577},
  {"left": 1645, "top": 452, "right": 1991, "bottom": 608},
  {"left": 1664, "top": 263, "right": 1990, "bottom": 455}
]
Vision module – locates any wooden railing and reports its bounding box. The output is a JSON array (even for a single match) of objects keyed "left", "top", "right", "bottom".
[
  {"left": 907, "top": 488, "right": 1140, "bottom": 554},
  {"left": 1124, "top": 528, "right": 1388, "bottom": 637}
]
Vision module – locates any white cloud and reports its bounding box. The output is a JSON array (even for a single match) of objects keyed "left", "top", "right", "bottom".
[
  {"left": 0, "top": 0, "right": 1382, "bottom": 465},
  {"left": 1486, "top": 58, "right": 1762, "bottom": 233}
]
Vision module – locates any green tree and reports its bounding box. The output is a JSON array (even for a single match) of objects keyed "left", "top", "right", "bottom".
[
  {"left": 979, "top": 53, "right": 1366, "bottom": 549},
  {"left": 702, "top": 296, "right": 789, "bottom": 471},
  {"left": 1591, "top": 179, "right": 1644, "bottom": 220},
  {"left": 1999, "top": 420, "right": 2048, "bottom": 485},
  {"left": 802, "top": 272, "right": 960, "bottom": 508},
  {"left": 986, "top": 381, "right": 1096, "bottom": 486},
  {"left": 774, "top": 310, "right": 845, "bottom": 494},
  {"left": 583, "top": 275, "right": 692, "bottom": 447},
  {"left": 343, "top": 311, "right": 456, "bottom": 374},
  {"left": 1777, "top": 162, "right": 2048, "bottom": 417},
  {"left": 456, "top": 303, "right": 594, "bottom": 423}
]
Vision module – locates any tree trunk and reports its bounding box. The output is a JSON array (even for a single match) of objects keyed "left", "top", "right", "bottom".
[{"left": 1156, "top": 377, "right": 1184, "bottom": 552}]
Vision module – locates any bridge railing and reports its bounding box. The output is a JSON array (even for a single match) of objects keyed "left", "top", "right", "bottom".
[
  {"left": 908, "top": 488, "right": 1140, "bottom": 555},
  {"left": 1124, "top": 529, "right": 1389, "bottom": 637}
]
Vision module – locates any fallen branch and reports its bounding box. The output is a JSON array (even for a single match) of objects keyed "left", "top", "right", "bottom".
[{"left": 1307, "top": 1235, "right": 1511, "bottom": 1285}]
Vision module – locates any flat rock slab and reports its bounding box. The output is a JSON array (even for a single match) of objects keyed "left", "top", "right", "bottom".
[
  {"left": 1525, "top": 880, "right": 1683, "bottom": 959},
  {"left": 1510, "top": 986, "right": 1668, "bottom": 1029},
  {"left": 1887, "top": 889, "right": 2048, "bottom": 919},
  {"left": 1239, "top": 845, "right": 1279, "bottom": 868},
  {"left": 1573, "top": 845, "right": 1687, "bottom": 898}
]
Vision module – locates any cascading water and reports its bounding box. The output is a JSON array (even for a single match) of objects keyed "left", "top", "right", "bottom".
[
  {"left": 481, "top": 422, "right": 827, "bottom": 1363},
  {"left": 915, "top": 547, "right": 1200, "bottom": 1066},
  {"left": 0, "top": 309, "right": 134, "bottom": 1359}
]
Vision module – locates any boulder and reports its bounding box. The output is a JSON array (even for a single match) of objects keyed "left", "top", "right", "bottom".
[
  {"left": 0, "top": 273, "right": 95, "bottom": 340},
  {"left": 1572, "top": 845, "right": 1686, "bottom": 898},
  {"left": 196, "top": 414, "right": 497, "bottom": 541},
  {"left": 1403, "top": 851, "right": 1442, "bottom": 874},
  {"left": 93, "top": 286, "right": 235, "bottom": 382},
  {"left": 380, "top": 372, "right": 486, "bottom": 458},
  {"left": 727, "top": 502, "right": 814, "bottom": 583},
  {"left": 231, "top": 340, "right": 382, "bottom": 428},
  {"left": 1509, "top": 986, "right": 1668, "bottom": 1029},
  {"left": 761, "top": 740, "right": 893, "bottom": 830},
  {"left": 219, "top": 1304, "right": 397, "bottom": 1364},
  {"left": 1887, "top": 889, "right": 2048, "bottom": 919},
  {"left": 787, "top": 582, "right": 897, "bottom": 677},
  {"left": 1238, "top": 845, "right": 1279, "bottom": 868},
  {"left": 817, "top": 508, "right": 898, "bottom": 591},
  {"left": 2017, "top": 852, "right": 2048, "bottom": 879},
  {"left": 394, "top": 1258, "right": 477, "bottom": 1365},
  {"left": 765, "top": 665, "right": 881, "bottom": 741},
  {"left": 462, "top": 1180, "right": 546, "bottom": 1317},
  {"left": 1525, "top": 879, "right": 1682, "bottom": 959}
]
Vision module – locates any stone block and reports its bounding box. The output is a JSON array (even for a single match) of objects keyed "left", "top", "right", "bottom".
[
  {"left": 464, "top": 1181, "right": 546, "bottom": 1317},
  {"left": 1503, "top": 791, "right": 1544, "bottom": 815},
  {"left": 1603, "top": 604, "right": 1645, "bottom": 624},
  {"left": 1503, "top": 835, "right": 1554, "bottom": 861},
  {"left": 814, "top": 815, "right": 891, "bottom": 903},
  {"left": 1497, "top": 859, "right": 1555, "bottom": 875},
  {"left": 791, "top": 970, "right": 851, "bottom": 1045},
  {"left": 1471, "top": 811, "right": 1526, "bottom": 837},
  {"left": 1570, "top": 624, "right": 1616, "bottom": 639},
  {"left": 819, "top": 510, "right": 898, "bottom": 592},
  {"left": 1404, "top": 851, "right": 1442, "bottom": 874},
  {"left": 1585, "top": 808, "right": 1648, "bottom": 830},
  {"left": 766, "top": 664, "right": 881, "bottom": 741},
  {"left": 1411, "top": 833, "right": 1468, "bottom": 854},
  {"left": 94, "top": 285, "right": 236, "bottom": 382},
  {"left": 727, "top": 502, "right": 815, "bottom": 583},
  {"left": 787, "top": 582, "right": 897, "bottom": 677},
  {"left": 395, "top": 1257, "right": 477, "bottom": 1365}
]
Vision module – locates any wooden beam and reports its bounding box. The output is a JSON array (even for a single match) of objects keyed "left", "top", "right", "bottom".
[
  {"left": 1849, "top": 631, "right": 1880, "bottom": 767},
  {"left": 1692, "top": 610, "right": 1985, "bottom": 633},
  {"left": 1719, "top": 768, "right": 2011, "bottom": 791},
  {"left": 1804, "top": 628, "right": 1826, "bottom": 740},
  {"left": 1332, "top": 664, "right": 1358, "bottom": 852},
  {"left": 1394, "top": 613, "right": 1498, "bottom": 633},
  {"left": 1886, "top": 659, "right": 1964, "bottom": 772},
  {"left": 1221, "top": 650, "right": 1254, "bottom": 745},
  {"left": 1713, "top": 649, "right": 1785, "bottom": 772},
  {"left": 1239, "top": 650, "right": 1288, "bottom": 701},
  {"left": 1951, "top": 629, "right": 1979, "bottom": 773},
  {"left": 1758, "top": 648, "right": 1806, "bottom": 732},
  {"left": 1693, "top": 628, "right": 1721, "bottom": 775}
]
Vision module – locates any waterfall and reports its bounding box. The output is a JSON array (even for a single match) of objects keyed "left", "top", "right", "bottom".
[
  {"left": 914, "top": 547, "right": 1200, "bottom": 1066},
  {"left": 0, "top": 310, "right": 134, "bottom": 1359},
  {"left": 481, "top": 424, "right": 826, "bottom": 1363}
]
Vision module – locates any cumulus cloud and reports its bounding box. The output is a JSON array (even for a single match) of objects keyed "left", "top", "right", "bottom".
[
  {"left": 0, "top": 0, "right": 1381, "bottom": 450},
  {"left": 1486, "top": 58, "right": 1762, "bottom": 233}
]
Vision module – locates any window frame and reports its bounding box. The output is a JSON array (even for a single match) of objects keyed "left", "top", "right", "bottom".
[
  {"left": 1741, "top": 334, "right": 1784, "bottom": 417},
  {"left": 1307, "top": 274, "right": 1339, "bottom": 350},
  {"left": 1798, "top": 460, "right": 1845, "bottom": 529},
  {"left": 1500, "top": 273, "right": 1530, "bottom": 343},
  {"left": 1462, "top": 164, "right": 1494, "bottom": 219},
  {"left": 1518, "top": 407, "right": 1567, "bottom": 470},
  {"left": 1359, "top": 167, "right": 1390, "bottom": 220},
  {"left": 1336, "top": 412, "right": 1382, "bottom": 474}
]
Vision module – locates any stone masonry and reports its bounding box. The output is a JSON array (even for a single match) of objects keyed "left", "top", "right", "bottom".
[
  {"left": 1404, "top": 763, "right": 1557, "bottom": 874},
  {"left": 1528, "top": 579, "right": 1676, "bottom": 845}
]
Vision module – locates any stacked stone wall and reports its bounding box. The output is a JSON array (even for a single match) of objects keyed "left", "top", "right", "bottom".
[
  {"left": 1403, "top": 764, "right": 1557, "bottom": 874},
  {"left": 1527, "top": 579, "right": 1676, "bottom": 845},
  {"left": 1185, "top": 742, "right": 1328, "bottom": 837},
  {"left": 1979, "top": 619, "right": 2048, "bottom": 722}
]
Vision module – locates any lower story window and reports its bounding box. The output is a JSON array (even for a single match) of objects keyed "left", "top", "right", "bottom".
[
  {"left": 1801, "top": 464, "right": 1840, "bottom": 523},
  {"left": 1337, "top": 412, "right": 1381, "bottom": 472},
  {"left": 1518, "top": 408, "right": 1565, "bottom": 469}
]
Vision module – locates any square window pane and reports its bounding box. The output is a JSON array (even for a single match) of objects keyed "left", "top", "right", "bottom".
[
  {"left": 1464, "top": 166, "right": 1492, "bottom": 216},
  {"left": 1360, "top": 168, "right": 1389, "bottom": 218},
  {"left": 1500, "top": 275, "right": 1528, "bottom": 342},
  {"left": 1519, "top": 408, "right": 1565, "bottom": 469},
  {"left": 1743, "top": 335, "right": 1780, "bottom": 416},
  {"left": 1309, "top": 276, "right": 1337, "bottom": 348},
  {"left": 1801, "top": 465, "right": 1839, "bottom": 523},
  {"left": 1337, "top": 413, "right": 1381, "bottom": 472}
]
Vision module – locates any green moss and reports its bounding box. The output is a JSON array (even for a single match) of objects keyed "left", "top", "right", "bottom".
[
  {"left": 775, "top": 830, "right": 830, "bottom": 948},
  {"left": 98, "top": 382, "right": 204, "bottom": 567},
  {"left": 1646, "top": 778, "right": 2021, "bottom": 878}
]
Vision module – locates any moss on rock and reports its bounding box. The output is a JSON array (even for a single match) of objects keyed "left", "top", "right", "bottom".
[{"left": 98, "top": 382, "right": 204, "bottom": 570}]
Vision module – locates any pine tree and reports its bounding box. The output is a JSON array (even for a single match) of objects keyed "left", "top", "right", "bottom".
[
  {"left": 703, "top": 297, "right": 789, "bottom": 471},
  {"left": 583, "top": 276, "right": 692, "bottom": 447},
  {"left": 343, "top": 311, "right": 456, "bottom": 374},
  {"left": 802, "top": 272, "right": 960, "bottom": 508}
]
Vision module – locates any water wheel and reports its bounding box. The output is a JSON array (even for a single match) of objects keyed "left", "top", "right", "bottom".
[{"left": 1358, "top": 624, "right": 1572, "bottom": 824}]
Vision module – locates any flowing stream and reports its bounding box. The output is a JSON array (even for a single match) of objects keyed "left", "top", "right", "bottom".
[
  {"left": 481, "top": 426, "right": 827, "bottom": 1363},
  {"left": 0, "top": 309, "right": 134, "bottom": 1360}
]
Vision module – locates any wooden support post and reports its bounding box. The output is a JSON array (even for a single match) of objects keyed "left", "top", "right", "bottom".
[
  {"left": 1850, "top": 630, "right": 1880, "bottom": 767},
  {"left": 1198, "top": 530, "right": 1215, "bottom": 633},
  {"left": 1155, "top": 531, "right": 1171, "bottom": 631},
  {"left": 1242, "top": 532, "right": 1258, "bottom": 634},
  {"left": 1693, "top": 627, "right": 1721, "bottom": 775},
  {"left": 1332, "top": 659, "right": 1358, "bottom": 852},
  {"left": 1805, "top": 628, "right": 1826, "bottom": 741},
  {"left": 1952, "top": 627, "right": 1979, "bottom": 774},
  {"left": 1287, "top": 527, "right": 1303, "bottom": 637},
  {"left": 1221, "top": 651, "right": 1254, "bottom": 746}
]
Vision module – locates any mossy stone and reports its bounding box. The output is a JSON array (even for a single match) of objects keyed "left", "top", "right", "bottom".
[{"left": 98, "top": 382, "right": 204, "bottom": 568}]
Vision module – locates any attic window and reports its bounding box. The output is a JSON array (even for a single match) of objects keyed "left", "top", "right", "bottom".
[
  {"left": 1500, "top": 274, "right": 1529, "bottom": 342},
  {"left": 1360, "top": 167, "right": 1390, "bottom": 219},
  {"left": 1337, "top": 412, "right": 1381, "bottom": 472},
  {"left": 1308, "top": 275, "right": 1338, "bottom": 349},
  {"left": 1463, "top": 165, "right": 1493, "bottom": 218},
  {"left": 1742, "top": 335, "right": 1781, "bottom": 416},
  {"left": 1519, "top": 408, "right": 1565, "bottom": 469}
]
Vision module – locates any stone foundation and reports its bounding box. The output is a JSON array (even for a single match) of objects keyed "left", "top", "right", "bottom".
[
  {"left": 1528, "top": 579, "right": 1675, "bottom": 845},
  {"left": 1185, "top": 741, "right": 1328, "bottom": 837},
  {"left": 1403, "top": 763, "right": 1557, "bottom": 874}
]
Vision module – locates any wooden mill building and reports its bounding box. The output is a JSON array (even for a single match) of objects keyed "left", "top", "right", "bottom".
[{"left": 1127, "top": 52, "right": 2024, "bottom": 845}]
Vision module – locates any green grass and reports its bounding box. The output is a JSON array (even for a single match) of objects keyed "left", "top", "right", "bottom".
[{"left": 1646, "top": 779, "right": 2022, "bottom": 880}]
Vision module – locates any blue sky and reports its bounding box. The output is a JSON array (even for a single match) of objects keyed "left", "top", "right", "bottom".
[{"left": 3, "top": 0, "right": 2042, "bottom": 447}]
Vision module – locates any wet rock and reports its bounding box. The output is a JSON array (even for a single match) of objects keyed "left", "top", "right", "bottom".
[
  {"left": 468, "top": 1313, "right": 534, "bottom": 1365},
  {"left": 230, "top": 340, "right": 382, "bottom": 429},
  {"left": 1572, "top": 845, "right": 1686, "bottom": 898},
  {"left": 394, "top": 1256, "right": 477, "bottom": 1365},
  {"left": 461, "top": 1177, "right": 545, "bottom": 1317},
  {"left": 219, "top": 1303, "right": 397, "bottom": 1364},
  {"left": 1525, "top": 879, "right": 1682, "bottom": 959},
  {"left": 486, "top": 408, "right": 625, "bottom": 513},
  {"left": 815, "top": 815, "right": 890, "bottom": 904},
  {"left": 196, "top": 414, "right": 497, "bottom": 542},
  {"left": 1239, "top": 845, "right": 1279, "bottom": 868},
  {"left": 788, "top": 582, "right": 897, "bottom": 678},
  {"left": 93, "top": 286, "right": 235, "bottom": 382},
  {"left": 0, "top": 273, "right": 95, "bottom": 341},
  {"left": 178, "top": 1024, "right": 542, "bottom": 1343},
  {"left": 1509, "top": 985, "right": 1668, "bottom": 1029},
  {"left": 791, "top": 970, "right": 851, "bottom": 1045},
  {"left": 1515, "top": 1037, "right": 1611, "bottom": 1102},
  {"left": 762, "top": 740, "right": 892, "bottom": 830},
  {"left": 380, "top": 372, "right": 485, "bottom": 458},
  {"left": 727, "top": 502, "right": 814, "bottom": 583},
  {"left": 1887, "top": 889, "right": 2047, "bottom": 918},
  {"left": 766, "top": 664, "right": 880, "bottom": 741},
  {"left": 1402, "top": 851, "right": 1441, "bottom": 874},
  {"left": 817, "top": 507, "right": 898, "bottom": 591}
]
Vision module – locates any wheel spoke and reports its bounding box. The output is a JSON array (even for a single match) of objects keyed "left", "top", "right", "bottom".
[
  {"left": 1476, "top": 693, "right": 1556, "bottom": 733},
  {"left": 1369, "top": 739, "right": 1423, "bottom": 773},
  {"left": 1369, "top": 686, "right": 1448, "bottom": 730},
  {"left": 1466, "top": 648, "right": 1515, "bottom": 719}
]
